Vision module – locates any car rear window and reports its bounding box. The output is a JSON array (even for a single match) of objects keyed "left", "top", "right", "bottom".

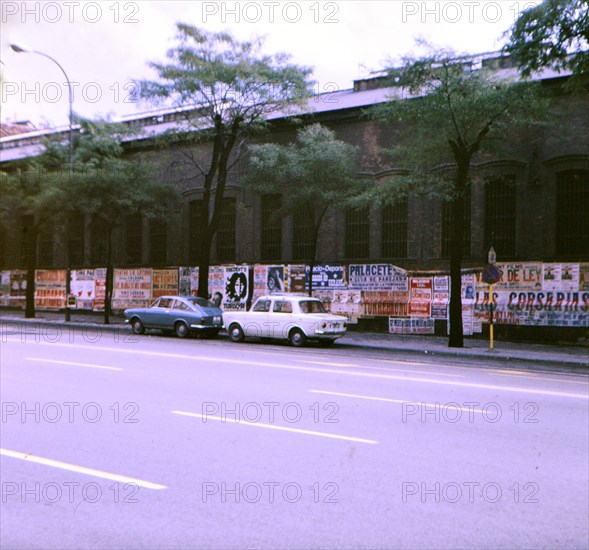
[{"left": 186, "top": 297, "right": 216, "bottom": 308}]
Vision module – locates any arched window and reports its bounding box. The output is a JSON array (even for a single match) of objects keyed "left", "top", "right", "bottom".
[{"left": 556, "top": 170, "right": 589, "bottom": 257}]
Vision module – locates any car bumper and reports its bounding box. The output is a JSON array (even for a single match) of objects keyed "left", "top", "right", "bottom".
[{"left": 314, "top": 329, "right": 346, "bottom": 338}]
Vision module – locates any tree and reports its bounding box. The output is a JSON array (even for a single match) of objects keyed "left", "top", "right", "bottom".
[
  {"left": 504, "top": 0, "right": 589, "bottom": 80},
  {"left": 137, "top": 24, "right": 313, "bottom": 298},
  {"left": 0, "top": 165, "right": 47, "bottom": 317},
  {"left": 371, "top": 49, "right": 549, "bottom": 348},
  {"left": 244, "top": 123, "right": 363, "bottom": 295},
  {"left": 37, "top": 118, "right": 179, "bottom": 323}
]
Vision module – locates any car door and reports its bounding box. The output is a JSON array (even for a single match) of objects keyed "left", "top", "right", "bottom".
[
  {"left": 151, "top": 297, "right": 173, "bottom": 328},
  {"left": 168, "top": 298, "right": 190, "bottom": 330},
  {"left": 245, "top": 298, "right": 271, "bottom": 337},
  {"left": 269, "top": 299, "right": 293, "bottom": 339}
]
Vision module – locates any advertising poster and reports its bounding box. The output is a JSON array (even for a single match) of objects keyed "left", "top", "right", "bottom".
[
  {"left": 542, "top": 263, "right": 562, "bottom": 292},
  {"left": 461, "top": 274, "right": 476, "bottom": 302},
  {"left": 208, "top": 266, "right": 226, "bottom": 307},
  {"left": 0, "top": 271, "right": 10, "bottom": 306},
  {"left": 223, "top": 266, "right": 249, "bottom": 311},
  {"left": 287, "top": 265, "right": 307, "bottom": 293},
  {"left": 112, "top": 268, "right": 152, "bottom": 310},
  {"left": 410, "top": 277, "right": 433, "bottom": 301},
  {"left": 35, "top": 269, "right": 66, "bottom": 310},
  {"left": 331, "top": 290, "right": 362, "bottom": 324},
  {"left": 409, "top": 277, "right": 432, "bottom": 318},
  {"left": 362, "top": 291, "right": 409, "bottom": 317},
  {"left": 178, "top": 267, "right": 193, "bottom": 296},
  {"left": 485, "top": 263, "right": 543, "bottom": 291},
  {"left": 266, "top": 265, "right": 286, "bottom": 294},
  {"left": 10, "top": 271, "right": 27, "bottom": 308},
  {"left": 431, "top": 276, "right": 449, "bottom": 319},
  {"left": 93, "top": 268, "right": 106, "bottom": 311},
  {"left": 560, "top": 264, "right": 580, "bottom": 291},
  {"left": 178, "top": 267, "right": 200, "bottom": 296},
  {"left": 408, "top": 301, "right": 431, "bottom": 317},
  {"left": 306, "top": 264, "right": 347, "bottom": 290},
  {"left": 580, "top": 264, "right": 589, "bottom": 291},
  {"left": 389, "top": 317, "right": 435, "bottom": 334},
  {"left": 71, "top": 269, "right": 96, "bottom": 310},
  {"left": 152, "top": 269, "right": 179, "bottom": 299},
  {"left": 348, "top": 264, "right": 408, "bottom": 291}
]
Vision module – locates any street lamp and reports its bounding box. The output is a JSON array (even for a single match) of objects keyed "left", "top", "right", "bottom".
[{"left": 11, "top": 44, "right": 74, "bottom": 320}]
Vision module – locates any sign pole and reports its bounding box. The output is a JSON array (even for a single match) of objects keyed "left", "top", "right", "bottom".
[
  {"left": 489, "top": 283, "right": 494, "bottom": 351},
  {"left": 483, "top": 247, "right": 497, "bottom": 352}
]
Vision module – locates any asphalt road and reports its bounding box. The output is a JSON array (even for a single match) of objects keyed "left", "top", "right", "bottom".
[{"left": 1, "top": 327, "right": 588, "bottom": 549}]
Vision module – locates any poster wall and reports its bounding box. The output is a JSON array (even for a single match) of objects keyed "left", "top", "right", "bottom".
[
  {"left": 2, "top": 262, "right": 587, "bottom": 329},
  {"left": 112, "top": 268, "right": 152, "bottom": 310},
  {"left": 71, "top": 269, "right": 96, "bottom": 310},
  {"left": 35, "top": 270, "right": 66, "bottom": 310}
]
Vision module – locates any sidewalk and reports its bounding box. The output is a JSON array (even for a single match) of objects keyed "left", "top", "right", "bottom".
[{"left": 2, "top": 309, "right": 588, "bottom": 371}]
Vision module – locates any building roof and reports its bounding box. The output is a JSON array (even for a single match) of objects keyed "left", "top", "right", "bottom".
[
  {"left": 0, "top": 120, "right": 36, "bottom": 138},
  {"left": 0, "top": 53, "right": 572, "bottom": 163}
]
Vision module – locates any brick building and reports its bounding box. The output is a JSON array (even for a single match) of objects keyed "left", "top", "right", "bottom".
[{"left": 1, "top": 53, "right": 588, "bottom": 337}]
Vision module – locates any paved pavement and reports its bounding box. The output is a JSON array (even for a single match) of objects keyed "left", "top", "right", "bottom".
[{"left": 2, "top": 309, "right": 588, "bottom": 371}]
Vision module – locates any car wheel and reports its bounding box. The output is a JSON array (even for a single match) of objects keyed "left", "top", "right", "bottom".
[
  {"left": 229, "top": 324, "right": 245, "bottom": 343},
  {"left": 131, "top": 318, "right": 145, "bottom": 335},
  {"left": 289, "top": 328, "right": 307, "bottom": 347},
  {"left": 175, "top": 321, "right": 190, "bottom": 338}
]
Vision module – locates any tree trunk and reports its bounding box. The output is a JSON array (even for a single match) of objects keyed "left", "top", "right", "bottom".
[
  {"left": 448, "top": 162, "right": 469, "bottom": 348},
  {"left": 104, "top": 227, "right": 113, "bottom": 325},
  {"left": 197, "top": 237, "right": 212, "bottom": 300},
  {"left": 307, "top": 222, "right": 320, "bottom": 297},
  {"left": 23, "top": 218, "right": 38, "bottom": 319}
]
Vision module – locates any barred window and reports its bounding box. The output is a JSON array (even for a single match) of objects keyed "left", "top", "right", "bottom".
[
  {"left": 38, "top": 225, "right": 55, "bottom": 267},
  {"left": 90, "top": 219, "right": 106, "bottom": 266},
  {"left": 189, "top": 200, "right": 205, "bottom": 264},
  {"left": 556, "top": 170, "right": 589, "bottom": 257},
  {"left": 149, "top": 219, "right": 167, "bottom": 265},
  {"left": 216, "top": 197, "right": 236, "bottom": 262},
  {"left": 126, "top": 213, "right": 142, "bottom": 265},
  {"left": 441, "top": 187, "right": 471, "bottom": 259},
  {"left": 68, "top": 213, "right": 85, "bottom": 267},
  {"left": 345, "top": 206, "right": 370, "bottom": 260},
  {"left": 293, "top": 207, "right": 315, "bottom": 262},
  {"left": 382, "top": 199, "right": 408, "bottom": 259},
  {"left": 485, "top": 176, "right": 516, "bottom": 257},
  {"left": 261, "top": 194, "right": 282, "bottom": 261}
]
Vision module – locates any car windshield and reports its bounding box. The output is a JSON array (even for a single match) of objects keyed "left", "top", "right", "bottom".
[
  {"left": 299, "top": 300, "right": 327, "bottom": 314},
  {"left": 185, "top": 296, "right": 217, "bottom": 309}
]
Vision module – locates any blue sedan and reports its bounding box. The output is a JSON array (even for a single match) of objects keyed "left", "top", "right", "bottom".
[{"left": 124, "top": 295, "right": 224, "bottom": 338}]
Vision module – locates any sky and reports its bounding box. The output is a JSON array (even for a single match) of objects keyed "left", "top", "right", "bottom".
[{"left": 0, "top": 0, "right": 542, "bottom": 129}]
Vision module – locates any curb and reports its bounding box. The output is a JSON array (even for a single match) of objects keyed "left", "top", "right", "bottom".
[{"left": 2, "top": 316, "right": 588, "bottom": 372}]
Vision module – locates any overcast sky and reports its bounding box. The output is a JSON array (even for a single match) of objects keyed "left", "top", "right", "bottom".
[{"left": 1, "top": 0, "right": 541, "bottom": 129}]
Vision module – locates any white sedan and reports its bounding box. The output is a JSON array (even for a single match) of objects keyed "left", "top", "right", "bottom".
[{"left": 223, "top": 294, "right": 348, "bottom": 347}]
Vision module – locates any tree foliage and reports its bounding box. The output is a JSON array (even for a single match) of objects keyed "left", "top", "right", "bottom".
[
  {"left": 504, "top": 0, "right": 589, "bottom": 79},
  {"left": 245, "top": 123, "right": 363, "bottom": 294},
  {"left": 2, "top": 117, "right": 179, "bottom": 321},
  {"left": 136, "top": 24, "right": 314, "bottom": 297},
  {"left": 371, "top": 49, "right": 549, "bottom": 347}
]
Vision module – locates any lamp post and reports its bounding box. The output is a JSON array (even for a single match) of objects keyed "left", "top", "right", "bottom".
[{"left": 11, "top": 44, "right": 74, "bottom": 321}]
